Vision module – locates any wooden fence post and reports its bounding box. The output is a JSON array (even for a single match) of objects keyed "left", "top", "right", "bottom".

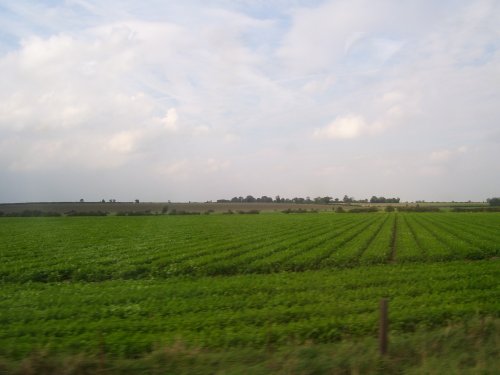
[{"left": 379, "top": 298, "right": 389, "bottom": 356}]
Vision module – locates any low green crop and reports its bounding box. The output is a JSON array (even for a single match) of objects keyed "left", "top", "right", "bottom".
[
  {"left": 1, "top": 213, "right": 499, "bottom": 282},
  {"left": 0, "top": 260, "right": 498, "bottom": 358},
  {"left": 1, "top": 213, "right": 499, "bottom": 369}
]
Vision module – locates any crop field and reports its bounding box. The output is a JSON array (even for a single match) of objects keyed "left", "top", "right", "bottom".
[
  {"left": 1, "top": 213, "right": 499, "bottom": 282},
  {"left": 0, "top": 212, "right": 499, "bottom": 373}
]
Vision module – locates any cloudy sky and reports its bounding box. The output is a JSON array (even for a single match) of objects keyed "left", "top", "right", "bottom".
[{"left": 1, "top": 0, "right": 499, "bottom": 202}]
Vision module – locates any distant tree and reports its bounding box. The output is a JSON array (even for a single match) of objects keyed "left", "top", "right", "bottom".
[
  {"left": 101, "top": 199, "right": 106, "bottom": 203},
  {"left": 135, "top": 199, "right": 140, "bottom": 204},
  {"left": 313, "top": 196, "right": 333, "bottom": 204},
  {"left": 487, "top": 197, "right": 500, "bottom": 206},
  {"left": 80, "top": 199, "right": 84, "bottom": 203},
  {"left": 245, "top": 195, "right": 256, "bottom": 203},
  {"left": 343, "top": 195, "right": 353, "bottom": 203},
  {"left": 371, "top": 196, "right": 400, "bottom": 203}
]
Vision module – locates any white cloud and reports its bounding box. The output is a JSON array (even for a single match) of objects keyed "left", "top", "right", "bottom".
[
  {"left": 277, "top": 0, "right": 374, "bottom": 73},
  {"left": 158, "top": 160, "right": 190, "bottom": 177},
  {"left": 313, "top": 115, "right": 366, "bottom": 139},
  {"left": 192, "top": 125, "right": 210, "bottom": 136},
  {"left": 107, "top": 131, "right": 139, "bottom": 153},
  {"left": 429, "top": 150, "right": 453, "bottom": 163},
  {"left": 161, "top": 108, "right": 179, "bottom": 131},
  {"left": 312, "top": 113, "right": 393, "bottom": 140},
  {"left": 8, "top": 140, "right": 63, "bottom": 171},
  {"left": 205, "top": 158, "right": 230, "bottom": 173},
  {"left": 429, "top": 147, "right": 468, "bottom": 163},
  {"left": 344, "top": 32, "right": 366, "bottom": 53},
  {"left": 301, "top": 75, "right": 335, "bottom": 94},
  {"left": 156, "top": 158, "right": 230, "bottom": 180},
  {"left": 223, "top": 133, "right": 240, "bottom": 143}
]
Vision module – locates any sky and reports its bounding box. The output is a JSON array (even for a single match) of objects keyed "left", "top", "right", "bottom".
[{"left": 0, "top": 0, "right": 499, "bottom": 203}]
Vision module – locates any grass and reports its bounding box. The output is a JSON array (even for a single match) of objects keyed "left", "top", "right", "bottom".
[{"left": 0, "top": 317, "right": 497, "bottom": 374}]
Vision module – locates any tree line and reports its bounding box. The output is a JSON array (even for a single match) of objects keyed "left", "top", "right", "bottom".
[{"left": 216, "top": 195, "right": 400, "bottom": 204}]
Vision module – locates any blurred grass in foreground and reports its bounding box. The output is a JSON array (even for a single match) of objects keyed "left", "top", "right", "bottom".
[{"left": 0, "top": 316, "right": 498, "bottom": 375}]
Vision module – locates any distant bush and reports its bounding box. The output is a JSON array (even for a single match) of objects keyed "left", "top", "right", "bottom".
[
  {"left": 223, "top": 210, "right": 234, "bottom": 215},
  {"left": 348, "top": 207, "right": 379, "bottom": 213},
  {"left": 486, "top": 197, "right": 500, "bottom": 206},
  {"left": 484, "top": 207, "right": 500, "bottom": 212},
  {"left": 237, "top": 210, "right": 260, "bottom": 214},
  {"left": 5, "top": 210, "right": 61, "bottom": 217},
  {"left": 167, "top": 210, "right": 200, "bottom": 216},
  {"left": 385, "top": 206, "right": 395, "bottom": 212},
  {"left": 65, "top": 211, "right": 108, "bottom": 216},
  {"left": 451, "top": 207, "right": 480, "bottom": 213},
  {"left": 397, "top": 206, "right": 441, "bottom": 212},
  {"left": 335, "top": 206, "right": 345, "bottom": 213},
  {"left": 116, "top": 211, "right": 153, "bottom": 216},
  {"left": 451, "top": 207, "right": 500, "bottom": 213},
  {"left": 370, "top": 196, "right": 400, "bottom": 203},
  {"left": 282, "top": 208, "right": 318, "bottom": 214}
]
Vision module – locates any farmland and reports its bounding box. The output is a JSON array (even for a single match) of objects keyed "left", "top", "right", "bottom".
[
  {"left": 0, "top": 212, "right": 499, "bottom": 373},
  {"left": 1, "top": 213, "right": 499, "bottom": 282}
]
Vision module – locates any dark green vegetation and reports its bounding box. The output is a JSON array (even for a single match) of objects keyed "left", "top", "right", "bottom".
[
  {"left": 0, "top": 212, "right": 499, "bottom": 373},
  {"left": 0, "top": 201, "right": 338, "bottom": 216},
  {"left": 1, "top": 213, "right": 499, "bottom": 282},
  {"left": 487, "top": 197, "right": 500, "bottom": 206},
  {"left": 0, "top": 200, "right": 491, "bottom": 217},
  {"left": 1, "top": 260, "right": 498, "bottom": 356}
]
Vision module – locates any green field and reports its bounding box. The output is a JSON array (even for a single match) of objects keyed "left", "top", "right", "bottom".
[{"left": 0, "top": 212, "right": 499, "bottom": 374}]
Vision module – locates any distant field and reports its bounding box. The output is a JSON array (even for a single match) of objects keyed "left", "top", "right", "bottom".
[
  {"left": 0, "top": 200, "right": 488, "bottom": 215},
  {"left": 0, "top": 201, "right": 335, "bottom": 214},
  {"left": 0, "top": 212, "right": 499, "bottom": 373}
]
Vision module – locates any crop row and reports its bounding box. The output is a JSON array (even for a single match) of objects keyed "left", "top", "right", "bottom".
[
  {"left": 0, "top": 213, "right": 499, "bottom": 282},
  {"left": 0, "top": 260, "right": 498, "bottom": 358}
]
